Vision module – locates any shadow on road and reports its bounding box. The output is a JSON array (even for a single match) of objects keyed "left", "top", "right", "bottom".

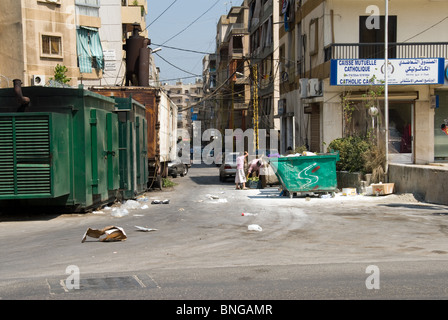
[
  {"left": 0, "top": 207, "right": 67, "bottom": 222},
  {"left": 186, "top": 163, "right": 229, "bottom": 186},
  {"left": 378, "top": 203, "right": 448, "bottom": 215}
]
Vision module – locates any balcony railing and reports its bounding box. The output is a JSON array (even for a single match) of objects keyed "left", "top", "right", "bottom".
[
  {"left": 326, "top": 42, "right": 448, "bottom": 61},
  {"left": 224, "top": 23, "right": 248, "bottom": 42}
]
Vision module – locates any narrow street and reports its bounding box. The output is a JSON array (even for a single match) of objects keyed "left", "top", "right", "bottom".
[{"left": 1, "top": 164, "right": 448, "bottom": 302}]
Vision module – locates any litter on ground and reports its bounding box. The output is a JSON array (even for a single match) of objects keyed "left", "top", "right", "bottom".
[
  {"left": 151, "top": 199, "right": 170, "bottom": 204},
  {"left": 82, "top": 226, "right": 127, "bottom": 243},
  {"left": 135, "top": 226, "right": 158, "bottom": 232},
  {"left": 248, "top": 224, "right": 262, "bottom": 232},
  {"left": 205, "top": 194, "right": 228, "bottom": 203}
]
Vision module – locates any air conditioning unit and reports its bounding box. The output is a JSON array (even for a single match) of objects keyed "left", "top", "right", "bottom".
[
  {"left": 32, "top": 75, "right": 46, "bottom": 86},
  {"left": 307, "top": 78, "right": 322, "bottom": 97},
  {"left": 298, "top": 78, "right": 308, "bottom": 98}
]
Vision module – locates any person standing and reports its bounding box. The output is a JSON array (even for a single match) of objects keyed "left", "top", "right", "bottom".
[{"left": 235, "top": 151, "right": 248, "bottom": 190}]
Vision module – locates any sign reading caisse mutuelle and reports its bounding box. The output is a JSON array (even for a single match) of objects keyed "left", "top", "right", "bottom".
[{"left": 330, "top": 58, "right": 445, "bottom": 86}]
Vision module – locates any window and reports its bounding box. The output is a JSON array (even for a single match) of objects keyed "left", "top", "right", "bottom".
[
  {"left": 309, "top": 19, "right": 318, "bottom": 56},
  {"left": 359, "top": 16, "right": 397, "bottom": 59},
  {"left": 232, "top": 35, "right": 243, "bottom": 54},
  {"left": 41, "top": 34, "right": 62, "bottom": 58}
]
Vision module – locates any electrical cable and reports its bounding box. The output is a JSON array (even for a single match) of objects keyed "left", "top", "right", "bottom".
[
  {"left": 161, "top": 0, "right": 220, "bottom": 45},
  {"left": 160, "top": 75, "right": 201, "bottom": 82},
  {"left": 143, "top": 0, "right": 180, "bottom": 32},
  {"left": 151, "top": 43, "right": 213, "bottom": 55},
  {"left": 403, "top": 16, "right": 448, "bottom": 42},
  {"left": 180, "top": 59, "right": 252, "bottom": 112},
  {"left": 155, "top": 52, "right": 201, "bottom": 77}
]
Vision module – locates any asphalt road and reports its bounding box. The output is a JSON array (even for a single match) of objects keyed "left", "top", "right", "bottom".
[{"left": 1, "top": 164, "right": 448, "bottom": 304}]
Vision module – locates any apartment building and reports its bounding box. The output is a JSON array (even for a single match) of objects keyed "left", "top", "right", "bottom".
[
  {"left": 0, "top": 0, "right": 79, "bottom": 87},
  {"left": 164, "top": 80, "right": 204, "bottom": 138},
  {"left": 215, "top": 1, "right": 252, "bottom": 135},
  {"left": 0, "top": 0, "right": 151, "bottom": 88},
  {"left": 248, "top": 0, "right": 281, "bottom": 151},
  {"left": 201, "top": 54, "right": 218, "bottom": 132},
  {"left": 278, "top": 0, "right": 448, "bottom": 164},
  {"left": 82, "top": 0, "right": 151, "bottom": 87}
]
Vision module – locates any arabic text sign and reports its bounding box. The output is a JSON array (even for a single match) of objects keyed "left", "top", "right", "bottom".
[{"left": 330, "top": 58, "right": 445, "bottom": 86}]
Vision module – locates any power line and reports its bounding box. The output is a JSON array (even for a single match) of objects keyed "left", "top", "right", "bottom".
[
  {"left": 161, "top": 0, "right": 220, "bottom": 45},
  {"left": 159, "top": 75, "right": 201, "bottom": 82},
  {"left": 179, "top": 59, "right": 251, "bottom": 112},
  {"left": 403, "top": 15, "right": 448, "bottom": 42},
  {"left": 151, "top": 43, "right": 213, "bottom": 55},
  {"left": 143, "top": 0, "right": 180, "bottom": 32},
  {"left": 155, "top": 52, "right": 201, "bottom": 77}
]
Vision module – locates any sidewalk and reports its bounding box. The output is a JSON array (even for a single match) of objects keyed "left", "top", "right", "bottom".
[{"left": 389, "top": 163, "right": 448, "bottom": 206}]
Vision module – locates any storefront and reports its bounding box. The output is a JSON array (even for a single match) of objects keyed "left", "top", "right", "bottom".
[
  {"left": 434, "top": 89, "right": 448, "bottom": 161},
  {"left": 329, "top": 58, "right": 445, "bottom": 165}
]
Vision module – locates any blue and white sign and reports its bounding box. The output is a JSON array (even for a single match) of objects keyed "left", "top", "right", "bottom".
[{"left": 330, "top": 58, "right": 445, "bottom": 86}]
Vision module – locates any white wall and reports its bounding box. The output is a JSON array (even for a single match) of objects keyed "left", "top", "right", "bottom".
[
  {"left": 330, "top": 0, "right": 448, "bottom": 44},
  {"left": 98, "top": 0, "right": 124, "bottom": 86}
]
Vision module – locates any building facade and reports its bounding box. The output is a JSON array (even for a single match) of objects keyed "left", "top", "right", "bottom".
[
  {"left": 278, "top": 0, "right": 448, "bottom": 165},
  {"left": 164, "top": 80, "right": 204, "bottom": 140},
  {"left": 81, "top": 0, "right": 152, "bottom": 87},
  {"left": 0, "top": 0, "right": 152, "bottom": 88},
  {"left": 215, "top": 1, "right": 252, "bottom": 137},
  {"left": 0, "top": 0, "right": 79, "bottom": 87},
  {"left": 248, "top": 0, "right": 281, "bottom": 152},
  {"left": 201, "top": 54, "right": 218, "bottom": 132}
]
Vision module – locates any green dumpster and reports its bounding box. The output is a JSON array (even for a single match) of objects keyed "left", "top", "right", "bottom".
[
  {"left": 114, "top": 97, "right": 148, "bottom": 198},
  {"left": 0, "top": 85, "right": 120, "bottom": 210},
  {"left": 269, "top": 152, "right": 340, "bottom": 196}
]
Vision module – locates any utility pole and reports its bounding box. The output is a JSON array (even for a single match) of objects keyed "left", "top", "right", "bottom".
[
  {"left": 252, "top": 65, "right": 259, "bottom": 151},
  {"left": 385, "top": 0, "right": 389, "bottom": 180},
  {"left": 231, "top": 80, "right": 234, "bottom": 129}
]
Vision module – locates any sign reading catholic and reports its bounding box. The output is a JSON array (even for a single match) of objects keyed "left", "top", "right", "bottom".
[{"left": 330, "top": 58, "right": 445, "bottom": 86}]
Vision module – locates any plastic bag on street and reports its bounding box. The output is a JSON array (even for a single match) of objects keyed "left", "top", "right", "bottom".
[{"left": 248, "top": 224, "right": 262, "bottom": 232}]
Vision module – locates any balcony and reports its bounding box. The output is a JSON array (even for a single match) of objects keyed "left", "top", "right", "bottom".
[
  {"left": 326, "top": 42, "right": 448, "bottom": 61},
  {"left": 122, "top": 6, "right": 144, "bottom": 23},
  {"left": 224, "top": 23, "right": 248, "bottom": 43}
]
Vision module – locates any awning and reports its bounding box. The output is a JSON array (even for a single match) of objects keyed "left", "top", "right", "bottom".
[
  {"left": 346, "top": 91, "right": 419, "bottom": 101},
  {"left": 76, "top": 26, "right": 104, "bottom": 73}
]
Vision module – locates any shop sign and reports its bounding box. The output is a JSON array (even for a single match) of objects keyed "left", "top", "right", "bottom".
[{"left": 330, "top": 58, "right": 444, "bottom": 86}]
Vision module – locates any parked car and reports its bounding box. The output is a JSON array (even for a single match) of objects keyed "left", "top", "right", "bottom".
[
  {"left": 168, "top": 158, "right": 188, "bottom": 178},
  {"left": 219, "top": 152, "right": 239, "bottom": 182}
]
